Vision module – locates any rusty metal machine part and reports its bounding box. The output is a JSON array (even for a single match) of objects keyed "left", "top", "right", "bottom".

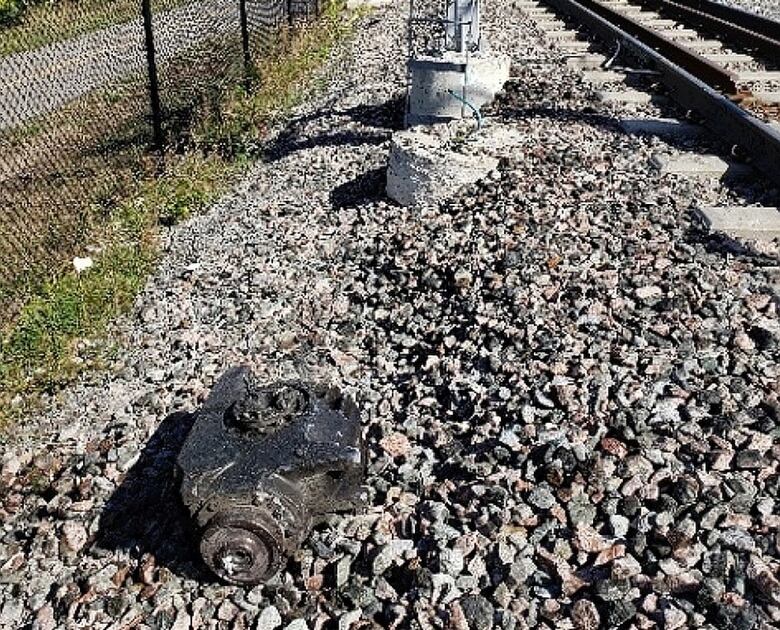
[{"left": 176, "top": 367, "right": 366, "bottom": 585}]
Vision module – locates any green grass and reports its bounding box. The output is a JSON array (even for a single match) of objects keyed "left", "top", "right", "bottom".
[
  {"left": 0, "top": 248, "right": 153, "bottom": 390},
  {"left": 191, "top": 0, "right": 361, "bottom": 158},
  {"left": 0, "top": 1, "right": 362, "bottom": 429},
  {"left": 0, "top": 152, "right": 231, "bottom": 424},
  {"left": 0, "top": 0, "right": 24, "bottom": 26}
]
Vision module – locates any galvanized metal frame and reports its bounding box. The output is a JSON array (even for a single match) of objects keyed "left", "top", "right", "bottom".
[
  {"left": 407, "top": 0, "right": 482, "bottom": 55},
  {"left": 405, "top": 0, "right": 483, "bottom": 123}
]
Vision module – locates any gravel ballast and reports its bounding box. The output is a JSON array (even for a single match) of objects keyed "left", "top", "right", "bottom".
[
  {"left": 1, "top": 2, "right": 779, "bottom": 629},
  {"left": 716, "top": 0, "right": 780, "bottom": 21}
]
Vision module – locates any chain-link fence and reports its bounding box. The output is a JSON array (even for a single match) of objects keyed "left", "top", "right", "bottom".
[{"left": 0, "top": 0, "right": 322, "bottom": 316}]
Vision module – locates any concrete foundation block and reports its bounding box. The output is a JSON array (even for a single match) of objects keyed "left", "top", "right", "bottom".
[
  {"left": 406, "top": 52, "right": 510, "bottom": 127},
  {"left": 386, "top": 122, "right": 510, "bottom": 207},
  {"left": 466, "top": 54, "right": 511, "bottom": 108}
]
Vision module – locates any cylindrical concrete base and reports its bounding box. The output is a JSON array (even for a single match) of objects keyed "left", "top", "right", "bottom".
[{"left": 406, "top": 52, "right": 510, "bottom": 128}]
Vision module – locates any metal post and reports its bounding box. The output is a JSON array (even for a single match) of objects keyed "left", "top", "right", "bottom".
[
  {"left": 287, "top": 0, "right": 294, "bottom": 26},
  {"left": 454, "top": 0, "right": 461, "bottom": 52},
  {"left": 238, "top": 0, "right": 252, "bottom": 91},
  {"left": 141, "top": 0, "right": 164, "bottom": 152}
]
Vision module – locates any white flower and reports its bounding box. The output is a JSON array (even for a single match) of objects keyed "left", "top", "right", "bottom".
[{"left": 73, "top": 256, "right": 93, "bottom": 274}]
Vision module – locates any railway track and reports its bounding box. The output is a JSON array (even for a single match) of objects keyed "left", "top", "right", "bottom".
[{"left": 518, "top": 0, "right": 780, "bottom": 191}]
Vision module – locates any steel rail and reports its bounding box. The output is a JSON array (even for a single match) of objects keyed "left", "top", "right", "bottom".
[
  {"left": 568, "top": 0, "right": 740, "bottom": 92},
  {"left": 637, "top": 0, "right": 780, "bottom": 63},
  {"left": 655, "top": 0, "right": 780, "bottom": 42},
  {"left": 543, "top": 0, "right": 780, "bottom": 186}
]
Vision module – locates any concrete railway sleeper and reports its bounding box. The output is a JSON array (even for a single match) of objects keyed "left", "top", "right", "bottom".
[{"left": 635, "top": 0, "right": 780, "bottom": 65}]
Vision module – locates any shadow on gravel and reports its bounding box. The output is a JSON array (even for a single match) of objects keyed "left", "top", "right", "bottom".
[
  {"left": 687, "top": 228, "right": 780, "bottom": 306},
  {"left": 690, "top": 229, "right": 780, "bottom": 267},
  {"left": 263, "top": 94, "right": 405, "bottom": 163},
  {"left": 330, "top": 167, "right": 388, "bottom": 209},
  {"left": 94, "top": 411, "right": 208, "bottom": 580},
  {"left": 498, "top": 104, "right": 725, "bottom": 154},
  {"left": 339, "top": 95, "right": 406, "bottom": 131},
  {"left": 267, "top": 128, "right": 389, "bottom": 162},
  {"left": 499, "top": 104, "right": 620, "bottom": 134}
]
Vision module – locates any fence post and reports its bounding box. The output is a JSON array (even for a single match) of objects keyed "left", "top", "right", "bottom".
[
  {"left": 287, "top": 0, "right": 294, "bottom": 27},
  {"left": 141, "top": 0, "right": 164, "bottom": 152},
  {"left": 238, "top": 0, "right": 252, "bottom": 91}
]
